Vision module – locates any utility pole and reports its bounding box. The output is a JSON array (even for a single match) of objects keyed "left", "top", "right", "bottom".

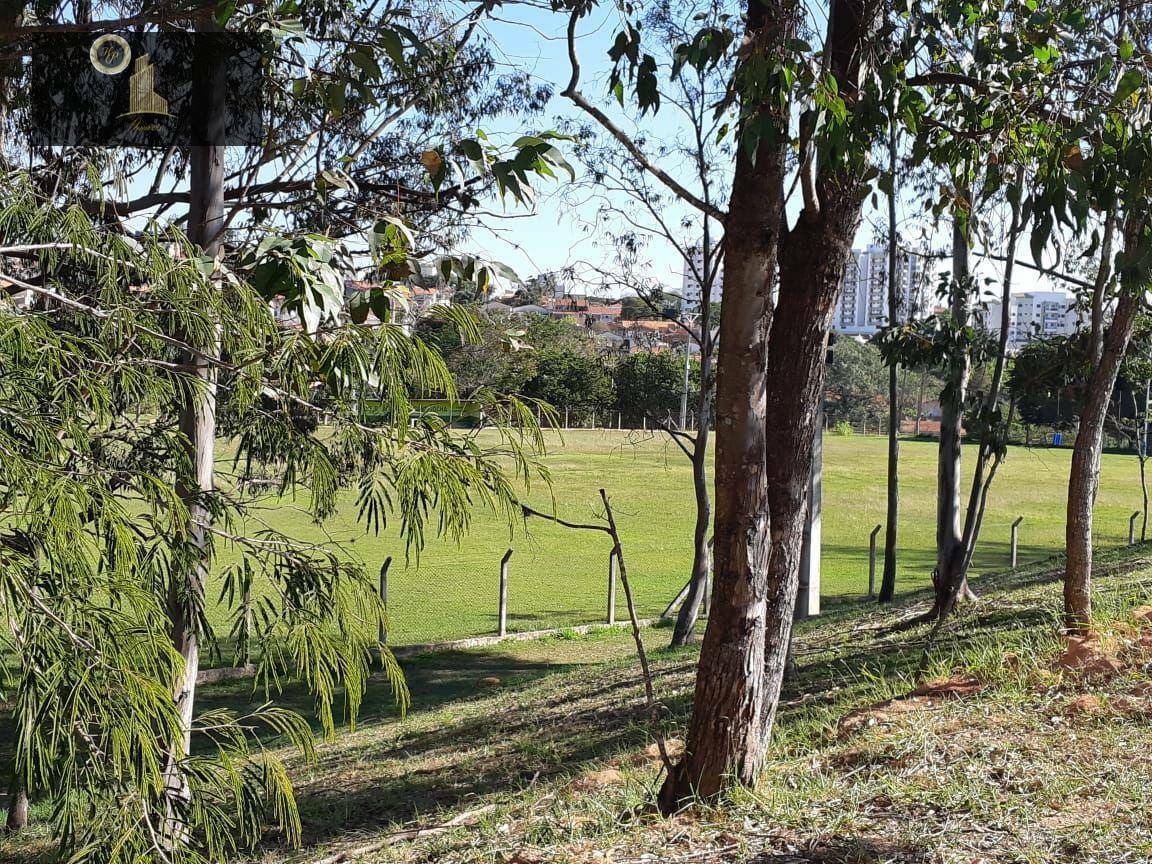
[
  {"left": 796, "top": 393, "right": 824, "bottom": 619},
  {"left": 679, "top": 339, "right": 691, "bottom": 430}
]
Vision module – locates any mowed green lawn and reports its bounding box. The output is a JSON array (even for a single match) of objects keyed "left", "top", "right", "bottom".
[{"left": 216, "top": 431, "right": 1149, "bottom": 646}]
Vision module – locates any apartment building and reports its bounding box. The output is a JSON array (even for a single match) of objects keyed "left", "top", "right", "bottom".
[
  {"left": 832, "top": 244, "right": 927, "bottom": 336},
  {"left": 979, "top": 290, "right": 1081, "bottom": 348},
  {"left": 680, "top": 243, "right": 724, "bottom": 311}
]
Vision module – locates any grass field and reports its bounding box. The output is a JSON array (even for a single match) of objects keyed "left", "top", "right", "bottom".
[{"left": 216, "top": 430, "right": 1150, "bottom": 646}]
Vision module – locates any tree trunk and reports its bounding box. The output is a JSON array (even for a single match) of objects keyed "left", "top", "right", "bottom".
[
  {"left": 670, "top": 369, "right": 713, "bottom": 646},
  {"left": 163, "top": 15, "right": 226, "bottom": 834},
  {"left": 659, "top": 0, "right": 881, "bottom": 809},
  {"left": 1063, "top": 213, "right": 1136, "bottom": 635},
  {"left": 657, "top": 0, "right": 790, "bottom": 798},
  {"left": 935, "top": 176, "right": 1025, "bottom": 618},
  {"left": 759, "top": 0, "right": 881, "bottom": 739},
  {"left": 1142, "top": 379, "right": 1149, "bottom": 542},
  {"left": 760, "top": 202, "right": 860, "bottom": 737},
  {"left": 879, "top": 115, "right": 900, "bottom": 603},
  {"left": 931, "top": 205, "right": 972, "bottom": 618},
  {"left": 1065, "top": 292, "right": 1141, "bottom": 634},
  {"left": 4, "top": 767, "right": 27, "bottom": 834}
]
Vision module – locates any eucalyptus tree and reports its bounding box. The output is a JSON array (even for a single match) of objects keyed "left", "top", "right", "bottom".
[
  {"left": 553, "top": 0, "right": 900, "bottom": 805},
  {"left": 1052, "top": 2, "right": 1152, "bottom": 633},
  {"left": 0, "top": 176, "right": 539, "bottom": 857},
  {"left": 0, "top": 189, "right": 553, "bottom": 863},
  {"left": 943, "top": 1, "right": 1152, "bottom": 633},
  {"left": 898, "top": 1, "right": 1152, "bottom": 629},
  {"left": 562, "top": 0, "right": 731, "bottom": 648},
  {"left": 874, "top": 0, "right": 1112, "bottom": 620}
]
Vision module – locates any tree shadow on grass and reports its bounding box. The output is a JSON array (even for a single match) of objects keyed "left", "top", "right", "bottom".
[
  {"left": 279, "top": 655, "right": 697, "bottom": 848},
  {"left": 281, "top": 559, "right": 1084, "bottom": 855},
  {"left": 192, "top": 646, "right": 605, "bottom": 741}
]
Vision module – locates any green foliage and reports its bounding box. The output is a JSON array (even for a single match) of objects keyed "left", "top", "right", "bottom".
[
  {"left": 523, "top": 350, "right": 615, "bottom": 414},
  {"left": 0, "top": 171, "right": 548, "bottom": 862},
  {"left": 432, "top": 130, "right": 576, "bottom": 206},
  {"left": 613, "top": 351, "right": 692, "bottom": 423},
  {"left": 619, "top": 291, "right": 681, "bottom": 321},
  {"left": 1006, "top": 334, "right": 1092, "bottom": 429},
  {"left": 1008, "top": 317, "right": 1152, "bottom": 433},
  {"left": 825, "top": 339, "right": 890, "bottom": 428}
]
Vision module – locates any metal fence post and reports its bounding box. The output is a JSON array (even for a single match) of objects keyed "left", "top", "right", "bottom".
[
  {"left": 607, "top": 551, "right": 617, "bottom": 625},
  {"left": 1131, "top": 511, "right": 1141, "bottom": 545},
  {"left": 617, "top": 411, "right": 622, "bottom": 430},
  {"left": 591, "top": 409, "right": 596, "bottom": 429},
  {"left": 378, "top": 556, "right": 392, "bottom": 645},
  {"left": 498, "top": 549, "right": 512, "bottom": 636},
  {"left": 1010, "top": 517, "right": 1023, "bottom": 568},
  {"left": 564, "top": 407, "right": 570, "bottom": 429},
  {"left": 868, "top": 524, "right": 881, "bottom": 596}
]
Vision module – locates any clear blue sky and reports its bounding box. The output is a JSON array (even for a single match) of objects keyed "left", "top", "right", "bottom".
[{"left": 460, "top": 4, "right": 1055, "bottom": 300}]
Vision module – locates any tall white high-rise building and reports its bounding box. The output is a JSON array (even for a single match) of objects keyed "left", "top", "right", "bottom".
[
  {"left": 978, "top": 290, "right": 1081, "bottom": 349},
  {"left": 680, "top": 243, "right": 724, "bottom": 310},
  {"left": 832, "top": 244, "right": 926, "bottom": 336}
]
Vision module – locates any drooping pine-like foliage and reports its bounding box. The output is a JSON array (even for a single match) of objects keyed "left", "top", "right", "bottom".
[{"left": 0, "top": 170, "right": 548, "bottom": 862}]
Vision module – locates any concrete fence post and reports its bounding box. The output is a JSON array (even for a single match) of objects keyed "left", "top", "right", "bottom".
[
  {"left": 1130, "top": 511, "right": 1141, "bottom": 545},
  {"left": 642, "top": 415, "right": 647, "bottom": 431},
  {"left": 564, "top": 407, "right": 570, "bottom": 429},
  {"left": 591, "top": 409, "right": 596, "bottom": 429},
  {"left": 498, "top": 549, "right": 512, "bottom": 637},
  {"left": 1010, "top": 517, "right": 1023, "bottom": 568},
  {"left": 607, "top": 550, "right": 618, "bottom": 625},
  {"left": 617, "top": 411, "right": 622, "bottom": 430},
  {"left": 378, "top": 556, "right": 392, "bottom": 645},
  {"left": 868, "top": 524, "right": 881, "bottom": 596}
]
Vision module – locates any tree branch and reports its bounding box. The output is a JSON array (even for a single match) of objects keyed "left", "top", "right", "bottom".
[{"left": 560, "top": 10, "right": 726, "bottom": 224}]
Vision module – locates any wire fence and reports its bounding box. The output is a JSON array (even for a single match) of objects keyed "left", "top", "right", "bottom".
[
  {"left": 377, "top": 546, "right": 665, "bottom": 647},
  {"left": 203, "top": 427, "right": 1152, "bottom": 658}
]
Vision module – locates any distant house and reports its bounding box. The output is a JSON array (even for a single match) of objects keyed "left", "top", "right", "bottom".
[
  {"left": 546, "top": 294, "right": 622, "bottom": 326},
  {"left": 612, "top": 318, "right": 692, "bottom": 353},
  {"left": 481, "top": 300, "right": 512, "bottom": 316},
  {"left": 509, "top": 304, "right": 551, "bottom": 316}
]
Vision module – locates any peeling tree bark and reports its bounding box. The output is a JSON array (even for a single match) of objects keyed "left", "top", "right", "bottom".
[
  {"left": 931, "top": 205, "right": 973, "bottom": 618},
  {"left": 1065, "top": 215, "right": 1144, "bottom": 634},
  {"left": 163, "top": 12, "right": 226, "bottom": 836},
  {"left": 657, "top": 1, "right": 793, "bottom": 807},
  {"left": 657, "top": 136, "right": 782, "bottom": 810},
  {"left": 659, "top": 0, "right": 883, "bottom": 808}
]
